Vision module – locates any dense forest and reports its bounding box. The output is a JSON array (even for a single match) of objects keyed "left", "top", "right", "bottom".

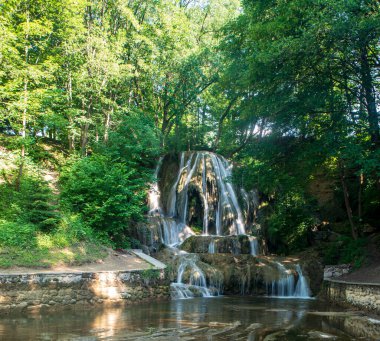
[{"left": 0, "top": 0, "right": 379, "bottom": 267}]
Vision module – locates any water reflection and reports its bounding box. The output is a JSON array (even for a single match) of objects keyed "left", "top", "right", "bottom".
[{"left": 0, "top": 297, "right": 378, "bottom": 340}]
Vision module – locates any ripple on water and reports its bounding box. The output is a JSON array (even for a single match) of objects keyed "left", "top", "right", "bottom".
[{"left": 0, "top": 297, "right": 377, "bottom": 340}]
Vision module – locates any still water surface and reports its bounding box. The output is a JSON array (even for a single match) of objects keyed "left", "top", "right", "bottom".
[{"left": 1, "top": 296, "right": 379, "bottom": 340}]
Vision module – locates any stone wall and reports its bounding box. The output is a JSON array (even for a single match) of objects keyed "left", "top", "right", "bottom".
[
  {"left": 324, "top": 264, "right": 352, "bottom": 279},
  {"left": 0, "top": 269, "right": 169, "bottom": 315},
  {"left": 323, "top": 279, "right": 380, "bottom": 314}
]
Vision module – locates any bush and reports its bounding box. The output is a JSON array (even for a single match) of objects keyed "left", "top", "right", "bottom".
[
  {"left": 60, "top": 111, "right": 161, "bottom": 247},
  {"left": 0, "top": 220, "right": 37, "bottom": 248},
  {"left": 60, "top": 155, "right": 148, "bottom": 246},
  {"left": 265, "top": 190, "right": 316, "bottom": 254},
  {"left": 323, "top": 236, "right": 366, "bottom": 268},
  {"left": 0, "top": 173, "right": 59, "bottom": 231}
]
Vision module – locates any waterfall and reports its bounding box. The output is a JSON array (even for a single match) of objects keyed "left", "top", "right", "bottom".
[
  {"left": 208, "top": 240, "right": 215, "bottom": 254},
  {"left": 150, "top": 151, "right": 246, "bottom": 246},
  {"left": 202, "top": 154, "right": 209, "bottom": 235},
  {"left": 294, "top": 264, "right": 311, "bottom": 298},
  {"left": 248, "top": 236, "right": 259, "bottom": 256},
  {"left": 167, "top": 152, "right": 185, "bottom": 217},
  {"left": 268, "top": 262, "right": 311, "bottom": 298},
  {"left": 209, "top": 154, "right": 245, "bottom": 236},
  {"left": 148, "top": 152, "right": 252, "bottom": 299},
  {"left": 170, "top": 254, "right": 221, "bottom": 299},
  {"left": 148, "top": 156, "right": 164, "bottom": 214}
]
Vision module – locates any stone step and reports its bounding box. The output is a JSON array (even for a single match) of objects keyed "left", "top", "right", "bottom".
[{"left": 130, "top": 249, "right": 166, "bottom": 269}]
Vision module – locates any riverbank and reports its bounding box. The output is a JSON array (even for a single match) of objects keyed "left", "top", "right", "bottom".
[
  {"left": 0, "top": 250, "right": 169, "bottom": 315},
  {"left": 0, "top": 249, "right": 153, "bottom": 274}
]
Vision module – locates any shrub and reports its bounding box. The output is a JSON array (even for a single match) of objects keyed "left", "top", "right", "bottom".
[
  {"left": 60, "top": 155, "right": 148, "bottom": 246},
  {"left": 0, "top": 220, "right": 37, "bottom": 248},
  {"left": 0, "top": 173, "right": 59, "bottom": 231},
  {"left": 323, "top": 236, "right": 366, "bottom": 268},
  {"left": 266, "top": 190, "right": 316, "bottom": 254}
]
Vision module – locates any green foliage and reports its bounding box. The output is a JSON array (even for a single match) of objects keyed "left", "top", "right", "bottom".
[
  {"left": 61, "top": 154, "right": 147, "bottom": 244},
  {"left": 60, "top": 111, "right": 161, "bottom": 247},
  {"left": 0, "top": 0, "right": 379, "bottom": 263},
  {"left": 0, "top": 216, "right": 107, "bottom": 268},
  {"left": 100, "top": 110, "right": 161, "bottom": 168},
  {"left": 191, "top": 225, "right": 203, "bottom": 234},
  {"left": 323, "top": 237, "right": 367, "bottom": 268},
  {"left": 141, "top": 269, "right": 160, "bottom": 282},
  {"left": 0, "top": 220, "right": 36, "bottom": 248},
  {"left": 265, "top": 191, "right": 316, "bottom": 254},
  {"left": 0, "top": 171, "right": 59, "bottom": 231}
]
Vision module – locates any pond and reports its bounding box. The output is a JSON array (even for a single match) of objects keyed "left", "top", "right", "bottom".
[{"left": 1, "top": 296, "right": 379, "bottom": 340}]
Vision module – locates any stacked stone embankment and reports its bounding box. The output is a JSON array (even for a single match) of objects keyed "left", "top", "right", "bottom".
[
  {"left": 0, "top": 269, "right": 169, "bottom": 315},
  {"left": 323, "top": 279, "right": 380, "bottom": 315}
]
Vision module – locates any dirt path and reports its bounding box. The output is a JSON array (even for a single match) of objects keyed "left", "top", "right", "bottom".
[
  {"left": 338, "top": 264, "right": 380, "bottom": 284},
  {"left": 0, "top": 250, "right": 152, "bottom": 275},
  {"left": 338, "top": 234, "right": 380, "bottom": 284}
]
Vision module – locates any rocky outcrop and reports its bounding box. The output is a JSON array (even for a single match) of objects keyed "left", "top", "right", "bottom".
[
  {"left": 180, "top": 235, "right": 252, "bottom": 254},
  {"left": 157, "top": 245, "right": 322, "bottom": 297},
  {"left": 199, "top": 254, "right": 320, "bottom": 296},
  {"left": 324, "top": 264, "right": 352, "bottom": 279}
]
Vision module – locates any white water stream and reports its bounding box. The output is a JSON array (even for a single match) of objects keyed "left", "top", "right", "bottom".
[{"left": 148, "top": 152, "right": 310, "bottom": 299}]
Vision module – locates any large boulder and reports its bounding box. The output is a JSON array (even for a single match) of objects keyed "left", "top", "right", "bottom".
[{"left": 180, "top": 235, "right": 252, "bottom": 254}]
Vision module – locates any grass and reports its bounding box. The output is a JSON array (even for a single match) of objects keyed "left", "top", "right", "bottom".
[
  {"left": 0, "top": 217, "right": 108, "bottom": 269},
  {"left": 0, "top": 135, "right": 112, "bottom": 269},
  {"left": 0, "top": 242, "right": 107, "bottom": 268}
]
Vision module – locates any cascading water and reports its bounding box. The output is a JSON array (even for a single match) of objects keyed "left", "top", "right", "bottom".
[
  {"left": 208, "top": 240, "right": 215, "bottom": 254},
  {"left": 267, "top": 262, "right": 311, "bottom": 298},
  {"left": 148, "top": 151, "right": 248, "bottom": 298},
  {"left": 294, "top": 264, "right": 311, "bottom": 298},
  {"left": 148, "top": 152, "right": 311, "bottom": 300},
  {"left": 249, "top": 236, "right": 259, "bottom": 256},
  {"left": 148, "top": 156, "right": 164, "bottom": 215},
  {"left": 148, "top": 151, "right": 247, "bottom": 246},
  {"left": 170, "top": 254, "right": 213, "bottom": 299}
]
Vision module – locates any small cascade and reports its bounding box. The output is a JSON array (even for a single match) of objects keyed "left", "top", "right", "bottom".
[
  {"left": 268, "top": 262, "right": 295, "bottom": 297},
  {"left": 202, "top": 154, "right": 209, "bottom": 235},
  {"left": 267, "top": 262, "right": 311, "bottom": 298},
  {"left": 208, "top": 240, "right": 215, "bottom": 254},
  {"left": 170, "top": 254, "right": 221, "bottom": 299},
  {"left": 148, "top": 157, "right": 164, "bottom": 215},
  {"left": 167, "top": 152, "right": 185, "bottom": 217},
  {"left": 158, "top": 218, "right": 195, "bottom": 247},
  {"left": 249, "top": 236, "right": 259, "bottom": 256},
  {"left": 294, "top": 264, "right": 311, "bottom": 298}
]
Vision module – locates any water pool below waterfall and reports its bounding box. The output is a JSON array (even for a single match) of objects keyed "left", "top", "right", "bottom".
[{"left": 1, "top": 296, "right": 379, "bottom": 340}]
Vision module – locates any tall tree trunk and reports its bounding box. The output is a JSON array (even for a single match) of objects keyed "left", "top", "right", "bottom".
[
  {"left": 104, "top": 94, "right": 114, "bottom": 143},
  {"left": 80, "top": 122, "right": 89, "bottom": 156},
  {"left": 358, "top": 172, "right": 364, "bottom": 223},
  {"left": 67, "top": 72, "right": 75, "bottom": 152},
  {"left": 360, "top": 46, "right": 380, "bottom": 146},
  {"left": 80, "top": 96, "right": 92, "bottom": 156},
  {"left": 68, "top": 117, "right": 75, "bottom": 152},
  {"left": 339, "top": 161, "right": 358, "bottom": 240},
  {"left": 104, "top": 110, "right": 111, "bottom": 143},
  {"left": 213, "top": 97, "right": 238, "bottom": 151},
  {"left": 16, "top": 9, "right": 30, "bottom": 191}
]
